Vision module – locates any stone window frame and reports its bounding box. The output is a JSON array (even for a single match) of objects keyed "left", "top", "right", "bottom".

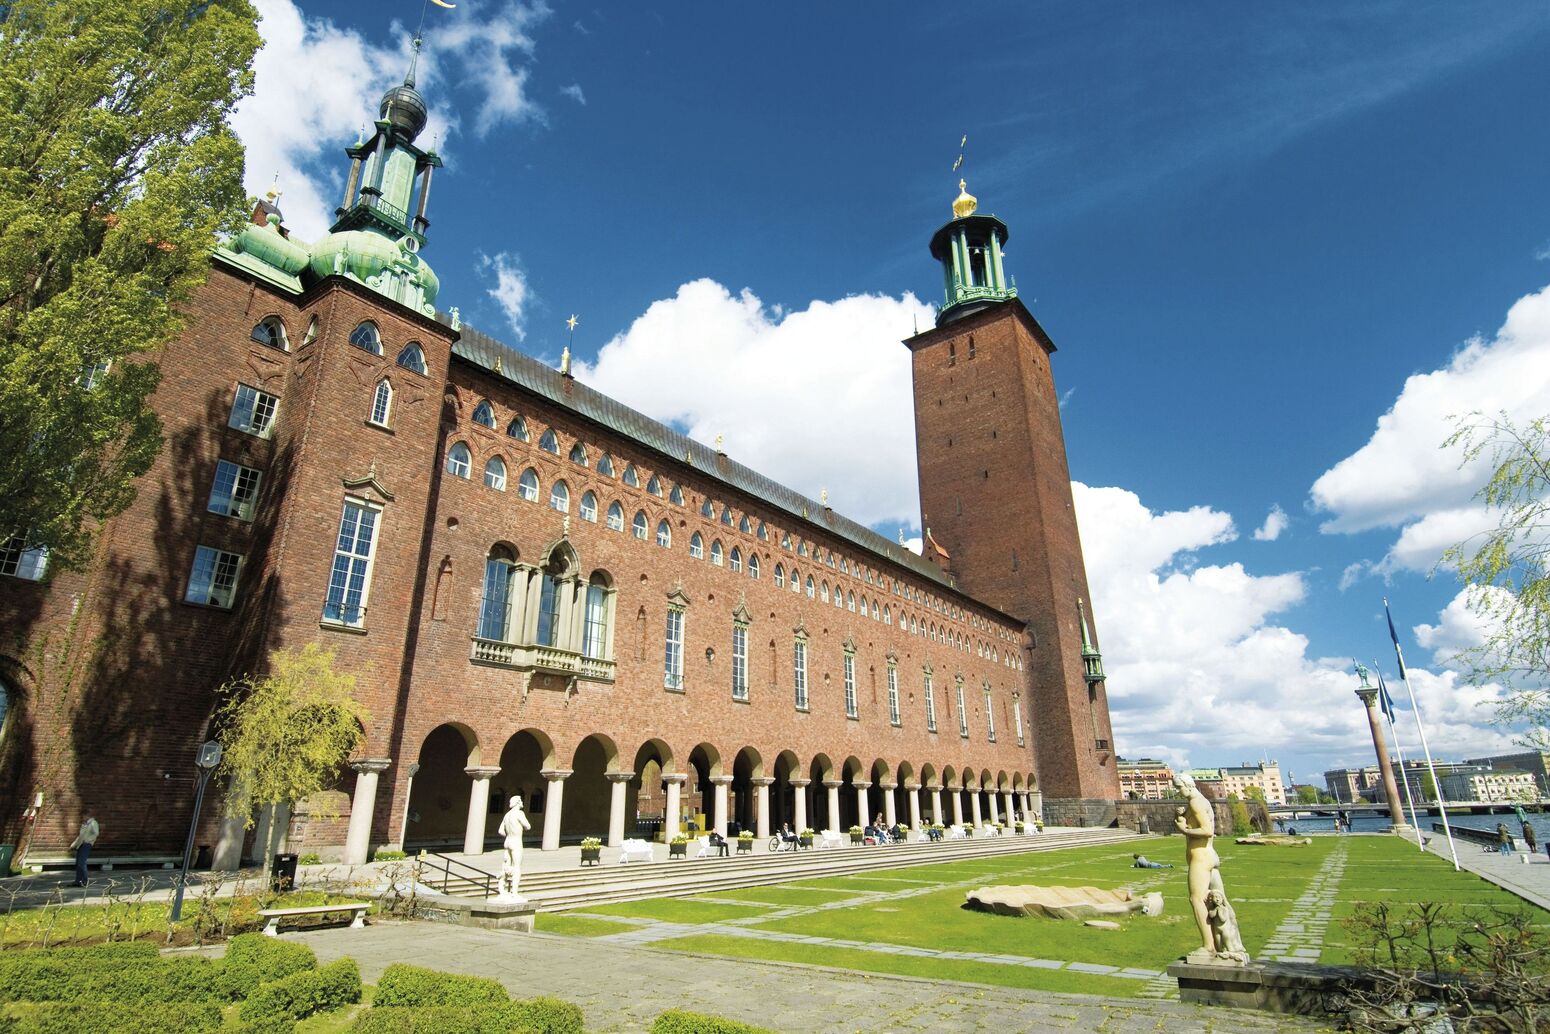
[
  {"left": 321, "top": 496, "right": 382, "bottom": 629},
  {"left": 369, "top": 378, "right": 393, "bottom": 428},
  {"left": 792, "top": 623, "right": 809, "bottom": 711},
  {"left": 886, "top": 653, "right": 901, "bottom": 727},
  {"left": 731, "top": 603, "right": 752, "bottom": 702},
  {"left": 664, "top": 589, "right": 688, "bottom": 692},
  {"left": 842, "top": 639, "right": 858, "bottom": 720}
]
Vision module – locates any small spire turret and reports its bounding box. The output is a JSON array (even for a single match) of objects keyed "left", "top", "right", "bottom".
[
  {"left": 927, "top": 175, "right": 1016, "bottom": 325},
  {"left": 1078, "top": 598, "right": 1105, "bottom": 682}
]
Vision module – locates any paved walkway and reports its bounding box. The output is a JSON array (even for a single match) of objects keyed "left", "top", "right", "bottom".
[
  {"left": 293, "top": 922, "right": 1321, "bottom": 1033},
  {"left": 1418, "top": 829, "right": 1550, "bottom": 911},
  {"left": 1259, "top": 841, "right": 1347, "bottom": 963}
]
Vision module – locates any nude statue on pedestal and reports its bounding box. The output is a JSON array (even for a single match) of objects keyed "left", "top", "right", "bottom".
[
  {"left": 496, "top": 794, "right": 531, "bottom": 901},
  {"left": 1173, "top": 771, "right": 1248, "bottom": 964}
]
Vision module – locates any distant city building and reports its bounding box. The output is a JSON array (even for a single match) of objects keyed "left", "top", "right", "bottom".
[
  {"left": 1192, "top": 762, "right": 1285, "bottom": 806},
  {"left": 1356, "top": 760, "right": 1540, "bottom": 806},
  {"left": 1324, "top": 766, "right": 1381, "bottom": 804},
  {"left": 1117, "top": 757, "right": 1175, "bottom": 800},
  {"left": 1465, "top": 751, "right": 1550, "bottom": 796}
]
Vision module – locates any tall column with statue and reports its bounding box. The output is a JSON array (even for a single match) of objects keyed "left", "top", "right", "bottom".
[{"left": 1353, "top": 662, "right": 1411, "bottom": 833}]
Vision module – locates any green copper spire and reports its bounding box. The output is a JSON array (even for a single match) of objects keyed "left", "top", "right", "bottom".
[
  {"left": 1078, "top": 598, "right": 1105, "bottom": 682},
  {"left": 927, "top": 178, "right": 1018, "bottom": 325}
]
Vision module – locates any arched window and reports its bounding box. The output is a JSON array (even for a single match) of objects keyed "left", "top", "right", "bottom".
[
  {"left": 720, "top": 506, "right": 733, "bottom": 526},
  {"left": 517, "top": 467, "right": 539, "bottom": 502},
  {"left": 538, "top": 429, "right": 559, "bottom": 453},
  {"left": 607, "top": 502, "right": 625, "bottom": 531},
  {"left": 757, "top": 522, "right": 768, "bottom": 542},
  {"left": 445, "top": 442, "right": 471, "bottom": 478},
  {"left": 370, "top": 379, "right": 392, "bottom": 426},
  {"left": 302, "top": 316, "right": 319, "bottom": 346},
  {"left": 821, "top": 581, "right": 830, "bottom": 603},
  {"left": 710, "top": 539, "right": 724, "bottom": 566},
  {"left": 582, "top": 574, "right": 614, "bottom": 659},
  {"left": 484, "top": 456, "right": 507, "bottom": 491},
  {"left": 774, "top": 563, "right": 785, "bottom": 588},
  {"left": 690, "top": 532, "right": 704, "bottom": 559},
  {"left": 569, "top": 442, "right": 588, "bottom": 466},
  {"left": 646, "top": 475, "right": 663, "bottom": 497},
  {"left": 472, "top": 400, "right": 496, "bottom": 428},
  {"left": 597, "top": 453, "right": 615, "bottom": 476},
  {"left": 781, "top": 533, "right": 792, "bottom": 549},
  {"left": 833, "top": 587, "right": 843, "bottom": 609},
  {"left": 670, "top": 484, "right": 685, "bottom": 505},
  {"left": 748, "top": 553, "right": 761, "bottom": 578},
  {"left": 883, "top": 605, "right": 892, "bottom": 625},
  {"left": 738, "top": 515, "right": 751, "bottom": 534},
  {"left": 350, "top": 321, "right": 382, "bottom": 355},
  {"left": 797, "top": 541, "right": 808, "bottom": 557},
  {"left": 729, "top": 546, "right": 742, "bottom": 573},
  {"left": 700, "top": 499, "right": 714, "bottom": 518},
  {"left": 478, "top": 545, "right": 517, "bottom": 641},
  {"left": 631, "top": 510, "right": 648, "bottom": 540},
  {"left": 580, "top": 491, "right": 598, "bottom": 522},
  {"left": 507, "top": 416, "right": 529, "bottom": 441},
  {"left": 841, "top": 559, "right": 850, "bottom": 575},
  {"left": 789, "top": 567, "right": 801, "bottom": 592},
  {"left": 826, "top": 551, "right": 836, "bottom": 568},
  {"left": 550, "top": 479, "right": 570, "bottom": 512},
  {"left": 805, "top": 576, "right": 815, "bottom": 599},
  {"left": 847, "top": 591, "right": 856, "bottom": 612},
  {"left": 859, "top": 595, "right": 867, "bottom": 616},
  {"left": 656, "top": 520, "right": 672, "bottom": 547},
  {"left": 622, "top": 464, "right": 639, "bottom": 487},
  {"left": 396, "top": 341, "right": 428, "bottom": 374},
  {"left": 251, "top": 317, "right": 288, "bottom": 350}
]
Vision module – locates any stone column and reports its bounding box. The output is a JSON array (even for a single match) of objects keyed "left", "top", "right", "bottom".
[
  {"left": 931, "top": 787, "right": 943, "bottom": 826},
  {"left": 880, "top": 782, "right": 897, "bottom": 827},
  {"left": 824, "top": 780, "right": 843, "bottom": 834},
  {"left": 906, "top": 782, "right": 921, "bottom": 830},
  {"left": 663, "top": 774, "right": 687, "bottom": 841},
  {"left": 1004, "top": 791, "right": 1017, "bottom": 825},
  {"left": 752, "top": 777, "right": 774, "bottom": 839},
  {"left": 464, "top": 765, "right": 501, "bottom": 854},
  {"left": 852, "top": 781, "right": 872, "bottom": 832},
  {"left": 540, "top": 769, "right": 572, "bottom": 851},
  {"left": 789, "top": 778, "right": 810, "bottom": 833},
  {"left": 606, "top": 772, "right": 632, "bottom": 848},
  {"left": 970, "top": 791, "right": 982, "bottom": 827},
  {"left": 1356, "top": 684, "right": 1411, "bottom": 833},
  {"left": 951, "top": 789, "right": 964, "bottom": 826},
  {"left": 710, "top": 775, "right": 733, "bottom": 838},
  {"left": 988, "top": 791, "right": 1000, "bottom": 824},
  {"left": 395, "top": 762, "right": 420, "bottom": 851},
  {"left": 1029, "top": 791, "right": 1043, "bottom": 824},
  {"left": 343, "top": 758, "right": 391, "bottom": 865}
]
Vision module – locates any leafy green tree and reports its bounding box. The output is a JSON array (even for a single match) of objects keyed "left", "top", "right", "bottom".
[
  {"left": 1228, "top": 798, "right": 1253, "bottom": 837},
  {"left": 1421, "top": 772, "right": 1438, "bottom": 802},
  {"left": 1443, "top": 413, "right": 1550, "bottom": 744},
  {"left": 0, "top": 0, "right": 259, "bottom": 570},
  {"left": 1244, "top": 785, "right": 1267, "bottom": 803},
  {"left": 214, "top": 645, "right": 367, "bottom": 824},
  {"left": 1296, "top": 784, "right": 1320, "bottom": 805}
]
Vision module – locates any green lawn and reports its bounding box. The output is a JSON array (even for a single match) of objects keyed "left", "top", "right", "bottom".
[
  {"left": 583, "top": 897, "right": 773, "bottom": 924},
  {"left": 534, "top": 913, "right": 641, "bottom": 937}
]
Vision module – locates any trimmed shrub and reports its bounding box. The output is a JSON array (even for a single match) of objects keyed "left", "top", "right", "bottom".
[
  {"left": 219, "top": 933, "right": 317, "bottom": 997},
  {"left": 651, "top": 1010, "right": 776, "bottom": 1034},
  {"left": 12, "top": 1001, "right": 224, "bottom": 1034},
  {"left": 0, "top": 955, "right": 223, "bottom": 1004},
  {"left": 5, "top": 941, "right": 160, "bottom": 963},
  {"left": 372, "top": 963, "right": 508, "bottom": 1007},
  {"left": 347, "top": 1007, "right": 536, "bottom": 1034},
  {"left": 504, "top": 997, "right": 583, "bottom": 1034},
  {"left": 239, "top": 957, "right": 361, "bottom": 1023},
  {"left": 232, "top": 1017, "right": 297, "bottom": 1034}
]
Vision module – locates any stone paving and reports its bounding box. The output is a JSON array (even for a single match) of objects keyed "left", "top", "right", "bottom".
[
  {"left": 1421, "top": 828, "right": 1550, "bottom": 911},
  {"left": 1259, "top": 841, "right": 1347, "bottom": 963},
  {"left": 293, "top": 921, "right": 1323, "bottom": 1033}
]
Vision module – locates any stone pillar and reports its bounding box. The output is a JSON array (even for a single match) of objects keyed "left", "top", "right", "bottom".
[
  {"left": 907, "top": 782, "right": 922, "bottom": 830},
  {"left": 931, "top": 787, "right": 943, "bottom": 826},
  {"left": 540, "top": 769, "right": 572, "bottom": 851},
  {"left": 970, "top": 791, "right": 982, "bottom": 827},
  {"left": 853, "top": 781, "right": 872, "bottom": 832},
  {"left": 213, "top": 808, "right": 246, "bottom": 872},
  {"left": 1004, "top": 791, "right": 1017, "bottom": 825},
  {"left": 752, "top": 777, "right": 774, "bottom": 839},
  {"left": 1357, "top": 685, "right": 1412, "bottom": 833},
  {"left": 1029, "top": 791, "right": 1043, "bottom": 824},
  {"left": 663, "top": 774, "right": 687, "bottom": 841},
  {"left": 880, "top": 782, "right": 897, "bottom": 827},
  {"left": 790, "top": 778, "right": 810, "bottom": 833},
  {"left": 464, "top": 765, "right": 501, "bottom": 854},
  {"left": 395, "top": 762, "right": 420, "bottom": 851},
  {"left": 951, "top": 790, "right": 964, "bottom": 826},
  {"left": 710, "top": 775, "right": 733, "bottom": 838},
  {"left": 606, "top": 772, "right": 632, "bottom": 848},
  {"left": 988, "top": 791, "right": 1000, "bottom": 824},
  {"left": 343, "top": 758, "right": 391, "bottom": 865},
  {"left": 824, "top": 780, "right": 843, "bottom": 834}
]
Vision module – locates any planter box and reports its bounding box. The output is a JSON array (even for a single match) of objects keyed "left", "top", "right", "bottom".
[
  {"left": 736, "top": 839, "right": 753, "bottom": 854},
  {"left": 850, "top": 833, "right": 864, "bottom": 845},
  {"left": 580, "top": 847, "right": 601, "bottom": 866},
  {"left": 669, "top": 841, "right": 687, "bottom": 859},
  {"left": 798, "top": 835, "right": 813, "bottom": 849}
]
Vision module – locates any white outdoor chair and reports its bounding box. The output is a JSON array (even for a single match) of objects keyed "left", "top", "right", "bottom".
[
  {"left": 619, "top": 839, "right": 653, "bottom": 863},
  {"left": 817, "top": 830, "right": 844, "bottom": 850},
  {"left": 947, "top": 825, "right": 967, "bottom": 840},
  {"left": 981, "top": 824, "right": 998, "bottom": 838},
  {"left": 693, "top": 835, "right": 712, "bottom": 859}
]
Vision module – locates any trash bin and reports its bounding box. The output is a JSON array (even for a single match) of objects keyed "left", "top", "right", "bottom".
[
  {"left": 0, "top": 845, "right": 14, "bottom": 875},
  {"left": 270, "top": 853, "right": 299, "bottom": 892}
]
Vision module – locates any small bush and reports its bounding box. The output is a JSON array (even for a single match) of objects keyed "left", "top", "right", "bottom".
[
  {"left": 651, "top": 1009, "right": 776, "bottom": 1034},
  {"left": 0, "top": 955, "right": 224, "bottom": 1004},
  {"left": 298, "top": 853, "right": 322, "bottom": 865},
  {"left": 219, "top": 932, "right": 317, "bottom": 997},
  {"left": 372, "top": 963, "right": 508, "bottom": 1007},
  {"left": 347, "top": 1006, "right": 532, "bottom": 1034},
  {"left": 239, "top": 957, "right": 361, "bottom": 1023},
  {"left": 11, "top": 1001, "right": 224, "bottom": 1034},
  {"left": 4, "top": 941, "right": 160, "bottom": 963},
  {"left": 372, "top": 849, "right": 407, "bottom": 862},
  {"left": 505, "top": 997, "right": 583, "bottom": 1034}
]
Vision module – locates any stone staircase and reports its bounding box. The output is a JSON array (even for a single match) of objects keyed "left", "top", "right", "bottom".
[{"left": 420, "top": 827, "right": 1145, "bottom": 913}]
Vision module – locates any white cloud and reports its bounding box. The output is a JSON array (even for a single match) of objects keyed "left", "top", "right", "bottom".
[
  {"left": 560, "top": 83, "right": 586, "bottom": 105},
  {"left": 1252, "top": 504, "right": 1289, "bottom": 542},
  {"left": 1414, "top": 587, "right": 1494, "bottom": 669},
  {"left": 573, "top": 279, "right": 934, "bottom": 528},
  {"left": 478, "top": 252, "right": 532, "bottom": 341}
]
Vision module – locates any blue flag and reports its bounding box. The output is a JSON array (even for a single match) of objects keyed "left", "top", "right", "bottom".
[
  {"left": 1384, "top": 597, "right": 1408, "bottom": 681},
  {"left": 1376, "top": 670, "right": 1396, "bottom": 720}
]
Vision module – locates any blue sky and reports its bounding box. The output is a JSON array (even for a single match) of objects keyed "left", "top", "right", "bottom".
[{"left": 235, "top": 1, "right": 1550, "bottom": 785}]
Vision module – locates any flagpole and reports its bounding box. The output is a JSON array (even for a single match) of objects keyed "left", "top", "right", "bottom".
[
  {"left": 1386, "top": 597, "right": 1459, "bottom": 871},
  {"left": 1376, "top": 662, "right": 1425, "bottom": 852}
]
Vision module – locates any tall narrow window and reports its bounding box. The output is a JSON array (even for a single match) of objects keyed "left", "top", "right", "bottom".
[
  {"left": 720, "top": 505, "right": 733, "bottom": 526},
  {"left": 537, "top": 569, "right": 562, "bottom": 646},
  {"left": 774, "top": 563, "right": 784, "bottom": 588},
  {"left": 472, "top": 400, "right": 495, "bottom": 427},
  {"left": 208, "top": 460, "right": 262, "bottom": 520},
  {"left": 701, "top": 499, "right": 714, "bottom": 518},
  {"left": 370, "top": 380, "right": 392, "bottom": 426},
  {"left": 793, "top": 636, "right": 808, "bottom": 710},
  {"left": 622, "top": 464, "right": 639, "bottom": 487},
  {"left": 843, "top": 652, "right": 857, "bottom": 719},
  {"left": 710, "top": 540, "right": 724, "bottom": 566},
  {"left": 478, "top": 547, "right": 515, "bottom": 640},
  {"left": 517, "top": 468, "right": 539, "bottom": 502},
  {"left": 656, "top": 520, "right": 672, "bottom": 548},
  {"left": 607, "top": 502, "right": 624, "bottom": 531},
  {"left": 632, "top": 511, "right": 648, "bottom": 539},
  {"left": 956, "top": 679, "right": 969, "bottom": 738},
  {"left": 647, "top": 475, "right": 663, "bottom": 497},
  {"left": 580, "top": 491, "right": 598, "bottom": 522},
  {"left": 549, "top": 480, "right": 570, "bottom": 512},
  {"left": 731, "top": 621, "right": 749, "bottom": 701},
  {"left": 670, "top": 484, "right": 685, "bottom": 505},
  {"left": 583, "top": 579, "right": 612, "bottom": 659},
  {"left": 805, "top": 576, "right": 815, "bottom": 599},
  {"left": 484, "top": 457, "right": 507, "bottom": 491},
  {"left": 690, "top": 532, "right": 704, "bottom": 559},
  {"left": 0, "top": 536, "right": 48, "bottom": 581},
  {"left": 322, "top": 500, "right": 379, "bottom": 627},
  {"left": 757, "top": 522, "right": 768, "bottom": 542},
  {"left": 445, "top": 443, "right": 471, "bottom": 478},
  {"left": 748, "top": 554, "right": 760, "bottom": 579},
  {"left": 729, "top": 547, "right": 742, "bottom": 573},
  {"left": 887, "top": 664, "right": 901, "bottom": 726},
  {"left": 186, "top": 545, "right": 242, "bottom": 608},
  {"left": 664, "top": 606, "right": 685, "bottom": 690},
  {"left": 984, "top": 684, "right": 996, "bottom": 742},
  {"left": 1014, "top": 699, "right": 1025, "bottom": 747},
  {"left": 924, "top": 671, "right": 937, "bottom": 732},
  {"left": 229, "top": 384, "right": 279, "bottom": 438}
]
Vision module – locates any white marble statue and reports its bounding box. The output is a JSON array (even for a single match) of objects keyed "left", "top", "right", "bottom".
[
  {"left": 495, "top": 794, "right": 531, "bottom": 901},
  {"left": 1173, "top": 771, "right": 1249, "bottom": 965}
]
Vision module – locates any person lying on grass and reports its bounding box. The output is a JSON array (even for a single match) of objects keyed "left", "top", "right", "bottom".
[{"left": 1132, "top": 853, "right": 1173, "bottom": 869}]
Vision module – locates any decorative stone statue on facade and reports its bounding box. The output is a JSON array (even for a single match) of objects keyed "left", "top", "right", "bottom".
[
  {"left": 1174, "top": 771, "right": 1249, "bottom": 965},
  {"left": 495, "top": 794, "right": 531, "bottom": 901}
]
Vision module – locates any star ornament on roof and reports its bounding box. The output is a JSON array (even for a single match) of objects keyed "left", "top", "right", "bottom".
[{"left": 566, "top": 314, "right": 579, "bottom": 332}]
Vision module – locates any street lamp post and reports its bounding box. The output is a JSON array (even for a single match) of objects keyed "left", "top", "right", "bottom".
[{"left": 170, "top": 741, "right": 223, "bottom": 923}]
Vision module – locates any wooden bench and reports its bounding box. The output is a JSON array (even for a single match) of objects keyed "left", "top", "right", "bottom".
[{"left": 257, "top": 902, "right": 370, "bottom": 936}]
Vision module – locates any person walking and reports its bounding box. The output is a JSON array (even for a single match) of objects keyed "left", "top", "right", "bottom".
[
  {"left": 1496, "top": 822, "right": 1513, "bottom": 855},
  {"left": 69, "top": 815, "right": 99, "bottom": 887},
  {"left": 1522, "top": 821, "right": 1537, "bottom": 856}
]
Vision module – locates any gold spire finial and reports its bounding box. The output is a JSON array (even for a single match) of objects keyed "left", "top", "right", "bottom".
[
  {"left": 265, "top": 172, "right": 282, "bottom": 203},
  {"left": 559, "top": 346, "right": 572, "bottom": 376},
  {"left": 952, "top": 178, "right": 978, "bottom": 219}
]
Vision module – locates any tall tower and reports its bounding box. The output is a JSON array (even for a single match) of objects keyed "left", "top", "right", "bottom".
[{"left": 905, "top": 180, "right": 1119, "bottom": 809}]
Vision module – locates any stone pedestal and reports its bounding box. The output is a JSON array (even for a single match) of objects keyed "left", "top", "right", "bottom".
[{"left": 1167, "top": 959, "right": 1372, "bottom": 1016}]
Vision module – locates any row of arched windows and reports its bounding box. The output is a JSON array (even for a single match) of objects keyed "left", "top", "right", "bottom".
[{"left": 248, "top": 317, "right": 430, "bottom": 379}]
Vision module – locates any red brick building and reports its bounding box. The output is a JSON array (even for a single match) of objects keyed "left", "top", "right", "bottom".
[{"left": 0, "top": 77, "right": 1117, "bottom": 867}]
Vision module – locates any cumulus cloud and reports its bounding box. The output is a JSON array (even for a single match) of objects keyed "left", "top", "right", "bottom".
[
  {"left": 1414, "top": 587, "right": 1495, "bottom": 669},
  {"left": 1252, "top": 504, "right": 1289, "bottom": 542},
  {"left": 478, "top": 252, "right": 532, "bottom": 341},
  {"left": 560, "top": 83, "right": 586, "bottom": 105},
  {"left": 573, "top": 279, "right": 935, "bottom": 528}
]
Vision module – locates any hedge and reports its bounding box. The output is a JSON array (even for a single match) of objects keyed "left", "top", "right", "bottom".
[
  {"left": 651, "top": 1010, "right": 777, "bottom": 1034},
  {"left": 219, "top": 933, "right": 318, "bottom": 997},
  {"left": 371, "top": 964, "right": 508, "bottom": 1007},
  {"left": 0, "top": 955, "right": 224, "bottom": 1004},
  {"left": 10, "top": 1002, "right": 225, "bottom": 1034},
  {"left": 239, "top": 957, "right": 361, "bottom": 1024},
  {"left": 5, "top": 941, "right": 160, "bottom": 963},
  {"left": 346, "top": 999, "right": 580, "bottom": 1034}
]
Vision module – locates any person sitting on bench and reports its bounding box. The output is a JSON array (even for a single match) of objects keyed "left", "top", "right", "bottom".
[{"left": 708, "top": 831, "right": 729, "bottom": 857}]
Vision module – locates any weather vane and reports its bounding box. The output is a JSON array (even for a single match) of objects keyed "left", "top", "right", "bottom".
[{"left": 952, "top": 134, "right": 966, "bottom": 173}]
